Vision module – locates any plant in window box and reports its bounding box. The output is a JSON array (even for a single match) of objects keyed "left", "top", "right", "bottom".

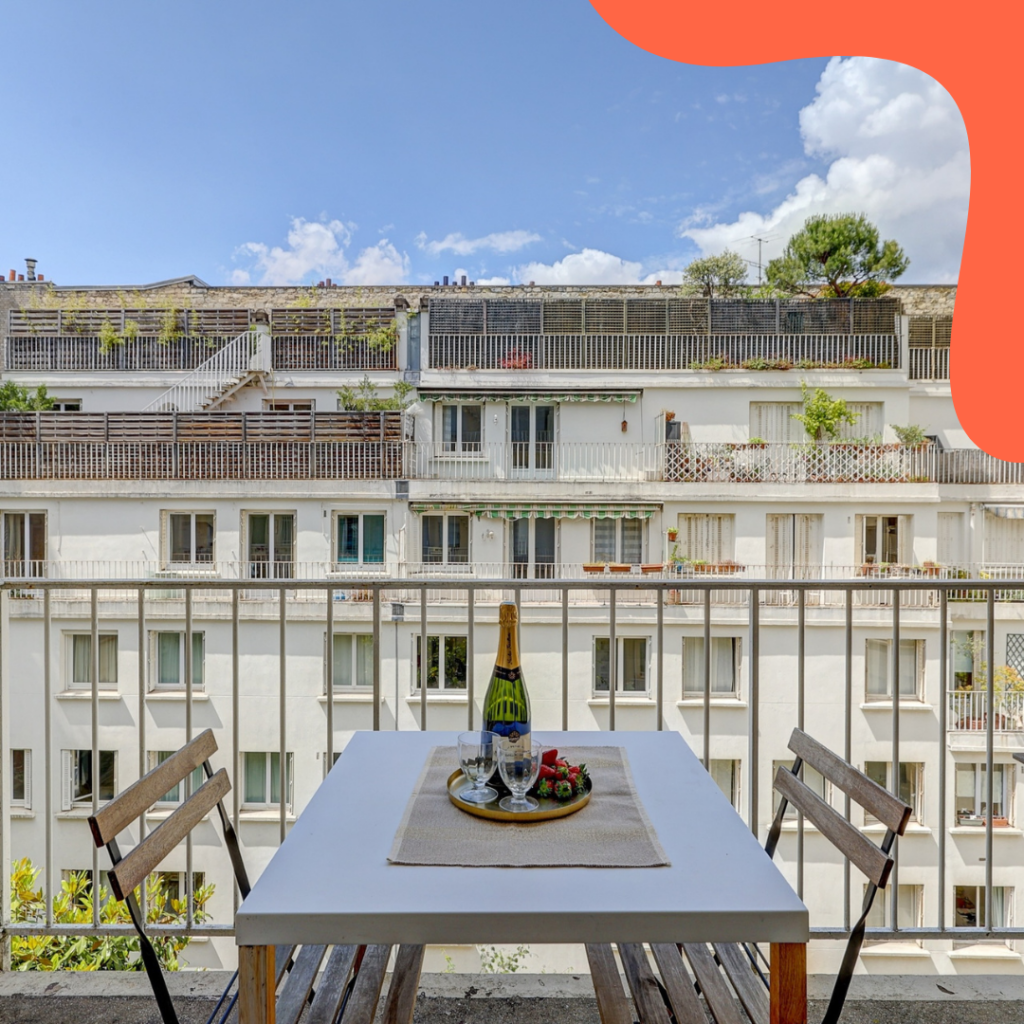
[
  {"left": 500, "top": 348, "right": 533, "bottom": 370},
  {"left": 921, "top": 560, "right": 943, "bottom": 578},
  {"left": 583, "top": 562, "right": 608, "bottom": 574}
]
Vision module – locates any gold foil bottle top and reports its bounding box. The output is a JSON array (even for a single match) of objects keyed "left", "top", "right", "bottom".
[{"left": 499, "top": 602, "right": 518, "bottom": 626}]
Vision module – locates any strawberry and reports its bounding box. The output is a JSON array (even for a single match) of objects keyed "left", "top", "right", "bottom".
[
  {"left": 553, "top": 780, "right": 573, "bottom": 801},
  {"left": 554, "top": 759, "right": 568, "bottom": 768},
  {"left": 536, "top": 779, "right": 555, "bottom": 799},
  {"left": 538, "top": 765, "right": 556, "bottom": 781},
  {"left": 541, "top": 748, "right": 559, "bottom": 766},
  {"left": 555, "top": 765, "right": 570, "bottom": 781}
]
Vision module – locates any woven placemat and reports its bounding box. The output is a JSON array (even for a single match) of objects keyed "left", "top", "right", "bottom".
[{"left": 388, "top": 746, "right": 669, "bottom": 868}]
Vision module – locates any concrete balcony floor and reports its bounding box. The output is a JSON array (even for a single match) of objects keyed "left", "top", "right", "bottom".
[{"left": 4, "top": 972, "right": 1024, "bottom": 1024}]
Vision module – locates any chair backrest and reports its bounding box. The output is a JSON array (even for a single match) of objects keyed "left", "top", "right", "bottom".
[
  {"left": 766, "top": 728, "right": 912, "bottom": 1024},
  {"left": 87, "top": 729, "right": 252, "bottom": 1024}
]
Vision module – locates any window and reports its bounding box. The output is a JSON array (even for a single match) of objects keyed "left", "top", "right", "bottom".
[
  {"left": 12, "top": 750, "right": 30, "bottom": 808},
  {"left": 766, "top": 514, "right": 822, "bottom": 579},
  {"left": 865, "top": 639, "right": 923, "bottom": 701},
  {"left": 593, "top": 519, "right": 644, "bottom": 565},
  {"left": 414, "top": 636, "right": 467, "bottom": 690},
  {"left": 984, "top": 510, "right": 1024, "bottom": 564},
  {"left": 441, "top": 404, "right": 482, "bottom": 453},
  {"left": 147, "top": 751, "right": 205, "bottom": 804},
  {"left": 264, "top": 399, "right": 313, "bottom": 411},
  {"left": 682, "top": 637, "right": 741, "bottom": 697},
  {"left": 153, "top": 871, "right": 206, "bottom": 915},
  {"left": 772, "top": 760, "right": 827, "bottom": 820},
  {"left": 858, "top": 515, "right": 906, "bottom": 566},
  {"left": 594, "top": 637, "right": 648, "bottom": 694},
  {"left": 152, "top": 632, "right": 204, "bottom": 690},
  {"left": 864, "top": 884, "right": 923, "bottom": 939},
  {"left": 510, "top": 405, "right": 554, "bottom": 475},
  {"left": 750, "top": 402, "right": 883, "bottom": 443},
  {"left": 242, "top": 752, "right": 294, "bottom": 809},
  {"left": 710, "top": 760, "right": 740, "bottom": 810},
  {"left": 511, "top": 518, "right": 556, "bottom": 579},
  {"left": 2, "top": 511, "right": 46, "bottom": 577},
  {"left": 61, "top": 750, "right": 116, "bottom": 810},
  {"left": 246, "top": 512, "right": 294, "bottom": 579},
  {"left": 864, "top": 762, "right": 923, "bottom": 823},
  {"left": 955, "top": 886, "right": 1012, "bottom": 930},
  {"left": 938, "top": 511, "right": 964, "bottom": 567},
  {"left": 67, "top": 633, "right": 118, "bottom": 690},
  {"left": 952, "top": 630, "right": 984, "bottom": 690},
  {"left": 956, "top": 763, "right": 1013, "bottom": 826},
  {"left": 322, "top": 750, "right": 342, "bottom": 779},
  {"left": 336, "top": 513, "right": 385, "bottom": 565},
  {"left": 328, "top": 634, "right": 374, "bottom": 689},
  {"left": 421, "top": 514, "right": 469, "bottom": 564},
  {"left": 165, "top": 512, "right": 214, "bottom": 564},
  {"left": 675, "top": 514, "right": 733, "bottom": 564},
  {"left": 50, "top": 400, "right": 82, "bottom": 412}
]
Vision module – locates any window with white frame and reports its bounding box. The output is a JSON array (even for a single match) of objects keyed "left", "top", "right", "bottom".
[
  {"left": 865, "top": 639, "right": 924, "bottom": 701},
  {"left": 710, "top": 759, "right": 740, "bottom": 810},
  {"left": 61, "top": 750, "right": 116, "bottom": 810},
  {"left": 511, "top": 517, "right": 556, "bottom": 579},
  {"left": 682, "top": 637, "right": 741, "bottom": 697},
  {"left": 50, "top": 400, "right": 82, "bottom": 412},
  {"left": 675, "top": 514, "right": 734, "bottom": 564},
  {"left": 864, "top": 884, "right": 924, "bottom": 940},
  {"left": 772, "top": 760, "right": 827, "bottom": 820},
  {"left": 864, "top": 762, "right": 923, "bottom": 823},
  {"left": 265, "top": 399, "right": 313, "bottom": 411},
  {"left": 984, "top": 510, "right": 1024, "bottom": 564},
  {"left": 322, "top": 750, "right": 342, "bottom": 779},
  {"left": 954, "top": 885, "right": 1013, "bottom": 931},
  {"left": 413, "top": 635, "right": 467, "bottom": 690},
  {"left": 421, "top": 513, "right": 469, "bottom": 564},
  {"left": 153, "top": 871, "right": 206, "bottom": 915},
  {"left": 245, "top": 512, "right": 295, "bottom": 579},
  {"left": 766, "top": 514, "right": 823, "bottom": 579},
  {"left": 147, "top": 751, "right": 205, "bottom": 804},
  {"left": 336, "top": 513, "right": 385, "bottom": 565},
  {"left": 2, "top": 511, "right": 46, "bottom": 578},
  {"left": 12, "top": 750, "right": 30, "bottom": 809},
  {"left": 151, "top": 632, "right": 204, "bottom": 690},
  {"left": 441, "top": 404, "right": 482, "bottom": 453},
  {"left": 951, "top": 630, "right": 985, "bottom": 690},
  {"left": 750, "top": 401, "right": 883, "bottom": 443},
  {"left": 66, "top": 633, "right": 118, "bottom": 690},
  {"left": 328, "top": 633, "right": 374, "bottom": 690},
  {"left": 241, "top": 752, "right": 293, "bottom": 810},
  {"left": 594, "top": 637, "right": 649, "bottom": 694},
  {"left": 956, "top": 762, "right": 1013, "bottom": 826},
  {"left": 510, "top": 404, "right": 555, "bottom": 474},
  {"left": 164, "top": 511, "right": 215, "bottom": 565},
  {"left": 857, "top": 514, "right": 907, "bottom": 566},
  {"left": 592, "top": 519, "right": 644, "bottom": 565}
]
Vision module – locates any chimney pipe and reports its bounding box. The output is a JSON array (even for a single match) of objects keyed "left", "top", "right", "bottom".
[
  {"left": 17, "top": 274, "right": 24, "bottom": 281},
  {"left": 443, "top": 275, "right": 449, "bottom": 286},
  {"left": 460, "top": 275, "right": 467, "bottom": 287},
  {"left": 38, "top": 274, "right": 44, "bottom": 281},
  {"left": 25, "top": 258, "right": 37, "bottom": 281},
  {"left": 325, "top": 278, "right": 332, "bottom": 287},
  {"left": 8, "top": 270, "right": 14, "bottom": 282}
]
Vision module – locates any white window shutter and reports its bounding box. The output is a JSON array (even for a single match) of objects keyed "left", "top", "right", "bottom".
[
  {"left": 23, "top": 751, "right": 32, "bottom": 808},
  {"left": 937, "top": 512, "right": 963, "bottom": 565},
  {"left": 796, "top": 514, "right": 822, "bottom": 578},
  {"left": 898, "top": 515, "right": 911, "bottom": 564},
  {"left": 854, "top": 516, "right": 864, "bottom": 565},
  {"left": 60, "top": 750, "right": 73, "bottom": 812},
  {"left": 734, "top": 638, "right": 742, "bottom": 698},
  {"left": 767, "top": 514, "right": 792, "bottom": 576}
]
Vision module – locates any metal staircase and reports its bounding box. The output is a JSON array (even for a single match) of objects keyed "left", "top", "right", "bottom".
[{"left": 143, "top": 323, "right": 271, "bottom": 412}]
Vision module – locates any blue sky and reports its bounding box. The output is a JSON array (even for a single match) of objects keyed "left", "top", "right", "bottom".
[{"left": 0, "top": 2, "right": 968, "bottom": 287}]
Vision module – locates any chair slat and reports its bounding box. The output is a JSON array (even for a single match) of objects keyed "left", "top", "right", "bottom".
[
  {"left": 276, "top": 944, "right": 328, "bottom": 1024},
  {"left": 381, "top": 944, "right": 425, "bottom": 1024},
  {"left": 649, "top": 944, "right": 706, "bottom": 1024},
  {"left": 89, "top": 729, "right": 217, "bottom": 847},
  {"left": 713, "top": 944, "right": 768, "bottom": 1024},
  {"left": 585, "top": 944, "right": 633, "bottom": 1024},
  {"left": 618, "top": 943, "right": 672, "bottom": 1024},
  {"left": 341, "top": 944, "right": 391, "bottom": 1024},
  {"left": 681, "top": 943, "right": 746, "bottom": 1024},
  {"left": 788, "top": 728, "right": 911, "bottom": 834},
  {"left": 773, "top": 768, "right": 892, "bottom": 887},
  {"left": 305, "top": 945, "right": 359, "bottom": 1024},
  {"left": 275, "top": 945, "right": 297, "bottom": 986},
  {"left": 107, "top": 769, "right": 230, "bottom": 900}
]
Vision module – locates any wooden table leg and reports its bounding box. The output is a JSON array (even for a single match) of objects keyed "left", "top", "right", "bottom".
[
  {"left": 770, "top": 942, "right": 806, "bottom": 1024},
  {"left": 239, "top": 945, "right": 276, "bottom": 1024}
]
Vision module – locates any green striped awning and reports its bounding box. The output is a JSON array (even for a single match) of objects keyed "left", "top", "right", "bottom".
[
  {"left": 417, "top": 390, "right": 640, "bottom": 404},
  {"left": 410, "top": 502, "right": 659, "bottom": 520}
]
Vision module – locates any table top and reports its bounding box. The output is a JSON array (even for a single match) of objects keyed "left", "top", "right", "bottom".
[{"left": 235, "top": 731, "right": 808, "bottom": 946}]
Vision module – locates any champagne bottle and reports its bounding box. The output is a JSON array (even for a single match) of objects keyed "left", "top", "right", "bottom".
[{"left": 483, "top": 601, "right": 531, "bottom": 760}]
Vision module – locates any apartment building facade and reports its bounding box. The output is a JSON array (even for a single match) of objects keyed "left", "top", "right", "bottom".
[{"left": 3, "top": 272, "right": 1020, "bottom": 975}]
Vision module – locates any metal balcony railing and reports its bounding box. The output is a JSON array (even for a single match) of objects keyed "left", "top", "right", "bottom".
[{"left": 3, "top": 573, "right": 1024, "bottom": 953}]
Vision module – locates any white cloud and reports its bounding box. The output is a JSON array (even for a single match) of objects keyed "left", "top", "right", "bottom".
[
  {"left": 511, "top": 248, "right": 683, "bottom": 286},
  {"left": 416, "top": 230, "right": 542, "bottom": 257},
  {"left": 232, "top": 217, "right": 408, "bottom": 286},
  {"left": 680, "top": 57, "right": 969, "bottom": 283}
]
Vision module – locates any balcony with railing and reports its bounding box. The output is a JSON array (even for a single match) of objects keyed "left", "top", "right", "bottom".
[
  {"left": 909, "top": 315, "right": 952, "bottom": 381},
  {"left": 426, "top": 296, "right": 901, "bottom": 371}
]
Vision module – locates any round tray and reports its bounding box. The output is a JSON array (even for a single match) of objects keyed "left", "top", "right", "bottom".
[{"left": 447, "top": 769, "right": 591, "bottom": 822}]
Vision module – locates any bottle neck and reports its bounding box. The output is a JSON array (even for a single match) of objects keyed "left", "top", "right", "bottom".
[{"left": 495, "top": 622, "right": 521, "bottom": 671}]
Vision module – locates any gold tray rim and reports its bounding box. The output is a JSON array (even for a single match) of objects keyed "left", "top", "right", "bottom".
[{"left": 446, "top": 769, "right": 591, "bottom": 822}]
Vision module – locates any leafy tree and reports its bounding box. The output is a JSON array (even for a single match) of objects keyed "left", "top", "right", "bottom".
[
  {"left": 766, "top": 214, "right": 909, "bottom": 298},
  {"left": 0, "top": 381, "right": 55, "bottom": 411},
  {"left": 792, "top": 382, "right": 859, "bottom": 442},
  {"left": 10, "top": 858, "right": 212, "bottom": 970},
  {"left": 680, "top": 251, "right": 748, "bottom": 298},
  {"left": 337, "top": 375, "right": 414, "bottom": 411}
]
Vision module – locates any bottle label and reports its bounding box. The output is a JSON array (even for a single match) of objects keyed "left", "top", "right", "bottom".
[{"left": 492, "top": 665, "right": 520, "bottom": 682}]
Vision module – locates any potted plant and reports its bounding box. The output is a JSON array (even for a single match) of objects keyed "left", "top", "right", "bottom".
[
  {"left": 667, "top": 528, "right": 678, "bottom": 542},
  {"left": 922, "top": 561, "right": 943, "bottom": 578}
]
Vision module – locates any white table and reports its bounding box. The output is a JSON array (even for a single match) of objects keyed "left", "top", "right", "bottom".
[{"left": 236, "top": 731, "right": 809, "bottom": 1022}]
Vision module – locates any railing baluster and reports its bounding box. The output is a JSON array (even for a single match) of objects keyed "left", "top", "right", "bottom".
[{"left": 986, "top": 586, "right": 995, "bottom": 932}]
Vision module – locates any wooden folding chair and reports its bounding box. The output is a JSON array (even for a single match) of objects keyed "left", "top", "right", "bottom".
[
  {"left": 586, "top": 727, "right": 913, "bottom": 1024},
  {"left": 87, "top": 728, "right": 424, "bottom": 1024}
]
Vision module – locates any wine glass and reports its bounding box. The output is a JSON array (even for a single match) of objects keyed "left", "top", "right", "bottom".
[
  {"left": 497, "top": 743, "right": 543, "bottom": 812},
  {"left": 457, "top": 731, "right": 499, "bottom": 803}
]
